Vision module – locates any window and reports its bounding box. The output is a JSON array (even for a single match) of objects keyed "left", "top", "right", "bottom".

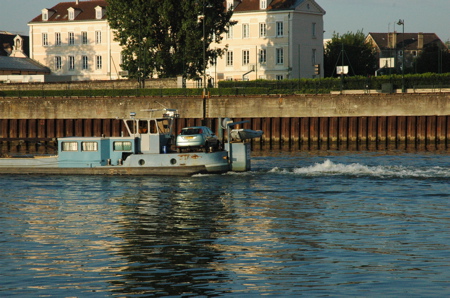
[
  {"left": 42, "top": 12, "right": 48, "bottom": 21},
  {"left": 312, "top": 49, "right": 317, "bottom": 65},
  {"left": 82, "top": 31, "right": 88, "bottom": 44},
  {"left": 312, "top": 23, "right": 316, "bottom": 38},
  {"left": 226, "top": 51, "right": 233, "bottom": 66},
  {"left": 276, "top": 21, "right": 284, "bottom": 37},
  {"left": 114, "top": 141, "right": 132, "bottom": 151},
  {"left": 82, "top": 56, "right": 88, "bottom": 70},
  {"left": 276, "top": 75, "right": 284, "bottom": 80},
  {"left": 55, "top": 56, "right": 62, "bottom": 70},
  {"left": 96, "top": 55, "right": 102, "bottom": 69},
  {"left": 68, "top": 9, "right": 74, "bottom": 20},
  {"left": 242, "top": 50, "right": 250, "bottom": 65},
  {"left": 55, "top": 32, "right": 61, "bottom": 45},
  {"left": 95, "top": 6, "right": 103, "bottom": 19},
  {"left": 226, "top": 26, "right": 233, "bottom": 39},
  {"left": 68, "top": 32, "right": 74, "bottom": 45},
  {"left": 62, "top": 142, "right": 78, "bottom": 151},
  {"left": 68, "top": 56, "right": 75, "bottom": 70},
  {"left": 259, "top": 48, "right": 266, "bottom": 63},
  {"left": 260, "top": 0, "right": 267, "bottom": 9},
  {"left": 242, "top": 24, "right": 249, "bottom": 38},
  {"left": 95, "top": 31, "right": 101, "bottom": 44},
  {"left": 259, "top": 23, "right": 266, "bottom": 37},
  {"left": 82, "top": 142, "right": 98, "bottom": 151},
  {"left": 42, "top": 33, "right": 48, "bottom": 46},
  {"left": 276, "top": 48, "right": 284, "bottom": 64}
]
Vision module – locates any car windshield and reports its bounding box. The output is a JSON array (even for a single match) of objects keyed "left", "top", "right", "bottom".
[{"left": 181, "top": 128, "right": 202, "bottom": 135}]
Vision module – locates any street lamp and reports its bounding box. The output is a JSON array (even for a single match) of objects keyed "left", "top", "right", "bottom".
[
  {"left": 202, "top": 4, "right": 206, "bottom": 98},
  {"left": 397, "top": 19, "right": 405, "bottom": 93},
  {"left": 199, "top": 1, "right": 212, "bottom": 124}
]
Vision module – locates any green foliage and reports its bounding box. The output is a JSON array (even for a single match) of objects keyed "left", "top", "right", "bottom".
[
  {"left": 415, "top": 44, "right": 450, "bottom": 74},
  {"left": 106, "top": 0, "right": 234, "bottom": 80},
  {"left": 2, "top": 73, "right": 450, "bottom": 98},
  {"left": 324, "top": 30, "right": 378, "bottom": 77}
]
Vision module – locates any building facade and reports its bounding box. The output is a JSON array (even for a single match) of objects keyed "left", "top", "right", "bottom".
[
  {"left": 28, "top": 0, "right": 325, "bottom": 82},
  {"left": 366, "top": 32, "right": 448, "bottom": 74},
  {"left": 208, "top": 0, "right": 325, "bottom": 82},
  {"left": 28, "top": 0, "right": 123, "bottom": 81}
]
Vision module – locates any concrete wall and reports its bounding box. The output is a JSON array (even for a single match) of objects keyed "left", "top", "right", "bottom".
[
  {"left": 1, "top": 93, "right": 450, "bottom": 120},
  {"left": 0, "top": 78, "right": 177, "bottom": 91}
]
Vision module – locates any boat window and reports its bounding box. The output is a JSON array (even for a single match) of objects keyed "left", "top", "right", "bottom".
[
  {"left": 158, "top": 119, "right": 170, "bottom": 133},
  {"left": 82, "top": 142, "right": 98, "bottom": 151},
  {"left": 113, "top": 141, "right": 132, "bottom": 151},
  {"left": 61, "top": 141, "right": 78, "bottom": 151},
  {"left": 125, "top": 120, "right": 137, "bottom": 134},
  {"left": 149, "top": 120, "right": 157, "bottom": 134},
  {"left": 138, "top": 120, "right": 148, "bottom": 134}
]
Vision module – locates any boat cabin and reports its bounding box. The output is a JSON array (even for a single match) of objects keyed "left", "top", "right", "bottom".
[
  {"left": 57, "top": 109, "right": 179, "bottom": 167},
  {"left": 58, "top": 137, "right": 135, "bottom": 167}
]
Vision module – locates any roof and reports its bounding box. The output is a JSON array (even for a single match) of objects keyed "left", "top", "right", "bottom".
[
  {"left": 233, "top": 0, "right": 324, "bottom": 12},
  {"left": 368, "top": 32, "right": 446, "bottom": 51},
  {"left": 29, "top": 0, "right": 107, "bottom": 23},
  {"left": 0, "top": 56, "right": 50, "bottom": 73},
  {"left": 0, "top": 33, "right": 30, "bottom": 57}
]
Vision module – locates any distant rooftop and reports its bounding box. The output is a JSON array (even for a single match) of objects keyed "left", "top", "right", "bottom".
[
  {"left": 0, "top": 56, "right": 50, "bottom": 73},
  {"left": 368, "top": 32, "right": 447, "bottom": 50},
  {"left": 29, "top": 0, "right": 107, "bottom": 23}
]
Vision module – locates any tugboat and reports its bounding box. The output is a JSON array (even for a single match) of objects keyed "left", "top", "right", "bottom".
[{"left": 0, "top": 109, "right": 258, "bottom": 176}]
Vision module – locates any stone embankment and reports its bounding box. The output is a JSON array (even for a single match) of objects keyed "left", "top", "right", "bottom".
[{"left": 1, "top": 92, "right": 450, "bottom": 150}]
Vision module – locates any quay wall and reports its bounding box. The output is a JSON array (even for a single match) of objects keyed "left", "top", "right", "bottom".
[
  {"left": 1, "top": 93, "right": 450, "bottom": 119},
  {"left": 1, "top": 93, "right": 450, "bottom": 151}
]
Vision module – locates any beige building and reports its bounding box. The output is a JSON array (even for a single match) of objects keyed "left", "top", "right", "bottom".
[
  {"left": 209, "top": 0, "right": 325, "bottom": 83},
  {"left": 28, "top": 0, "right": 325, "bottom": 83},
  {"left": 28, "top": 0, "right": 123, "bottom": 81}
]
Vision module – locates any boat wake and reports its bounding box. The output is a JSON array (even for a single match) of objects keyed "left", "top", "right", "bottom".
[{"left": 268, "top": 159, "right": 450, "bottom": 178}]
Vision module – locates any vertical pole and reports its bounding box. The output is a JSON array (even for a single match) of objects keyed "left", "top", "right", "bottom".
[
  {"left": 340, "top": 43, "right": 344, "bottom": 93},
  {"left": 397, "top": 19, "right": 405, "bottom": 93},
  {"left": 202, "top": 1, "right": 207, "bottom": 124}
]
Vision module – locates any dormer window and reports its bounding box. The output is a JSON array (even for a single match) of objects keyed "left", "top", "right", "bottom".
[
  {"left": 260, "top": 0, "right": 267, "bottom": 9},
  {"left": 42, "top": 9, "right": 49, "bottom": 21},
  {"left": 227, "top": 0, "right": 233, "bottom": 10},
  {"left": 95, "top": 6, "right": 104, "bottom": 19},
  {"left": 68, "top": 7, "right": 75, "bottom": 20}
]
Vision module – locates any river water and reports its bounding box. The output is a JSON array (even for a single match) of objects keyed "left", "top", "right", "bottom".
[{"left": 2, "top": 150, "right": 450, "bottom": 297}]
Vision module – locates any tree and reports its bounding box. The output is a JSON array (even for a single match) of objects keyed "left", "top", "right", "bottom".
[
  {"left": 415, "top": 44, "right": 450, "bottom": 74},
  {"left": 324, "top": 30, "right": 377, "bottom": 77},
  {"left": 106, "top": 0, "right": 235, "bottom": 81}
]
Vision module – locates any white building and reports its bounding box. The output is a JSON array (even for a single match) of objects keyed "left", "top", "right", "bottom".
[
  {"left": 28, "top": 0, "right": 123, "bottom": 81},
  {"left": 209, "top": 0, "right": 325, "bottom": 82},
  {"left": 28, "top": 0, "right": 325, "bottom": 83}
]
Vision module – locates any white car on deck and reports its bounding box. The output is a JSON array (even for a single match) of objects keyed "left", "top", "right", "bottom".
[{"left": 176, "top": 126, "right": 220, "bottom": 152}]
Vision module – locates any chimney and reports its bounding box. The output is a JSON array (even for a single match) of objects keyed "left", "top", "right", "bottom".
[
  {"left": 388, "top": 32, "right": 397, "bottom": 48},
  {"left": 76, "top": 0, "right": 79, "bottom": 5},
  {"left": 418, "top": 32, "right": 424, "bottom": 49}
]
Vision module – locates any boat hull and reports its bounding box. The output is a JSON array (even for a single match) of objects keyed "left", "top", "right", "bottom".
[
  {"left": 0, "top": 152, "right": 230, "bottom": 176},
  {"left": 0, "top": 165, "right": 211, "bottom": 176}
]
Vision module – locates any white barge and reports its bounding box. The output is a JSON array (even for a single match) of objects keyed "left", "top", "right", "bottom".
[{"left": 0, "top": 109, "right": 257, "bottom": 176}]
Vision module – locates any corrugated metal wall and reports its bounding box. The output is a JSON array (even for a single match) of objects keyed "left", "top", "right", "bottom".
[{"left": 1, "top": 116, "right": 449, "bottom": 154}]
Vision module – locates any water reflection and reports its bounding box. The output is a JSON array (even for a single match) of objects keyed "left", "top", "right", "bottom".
[
  {"left": 2, "top": 151, "right": 450, "bottom": 296},
  {"left": 111, "top": 179, "right": 236, "bottom": 296}
]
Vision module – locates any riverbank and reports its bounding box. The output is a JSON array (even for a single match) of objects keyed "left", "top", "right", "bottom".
[{"left": 1, "top": 93, "right": 450, "bottom": 152}]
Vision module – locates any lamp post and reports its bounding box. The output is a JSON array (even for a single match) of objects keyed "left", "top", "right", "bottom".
[
  {"left": 200, "top": 1, "right": 212, "bottom": 124},
  {"left": 202, "top": 2, "right": 206, "bottom": 99},
  {"left": 397, "top": 19, "right": 405, "bottom": 93}
]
